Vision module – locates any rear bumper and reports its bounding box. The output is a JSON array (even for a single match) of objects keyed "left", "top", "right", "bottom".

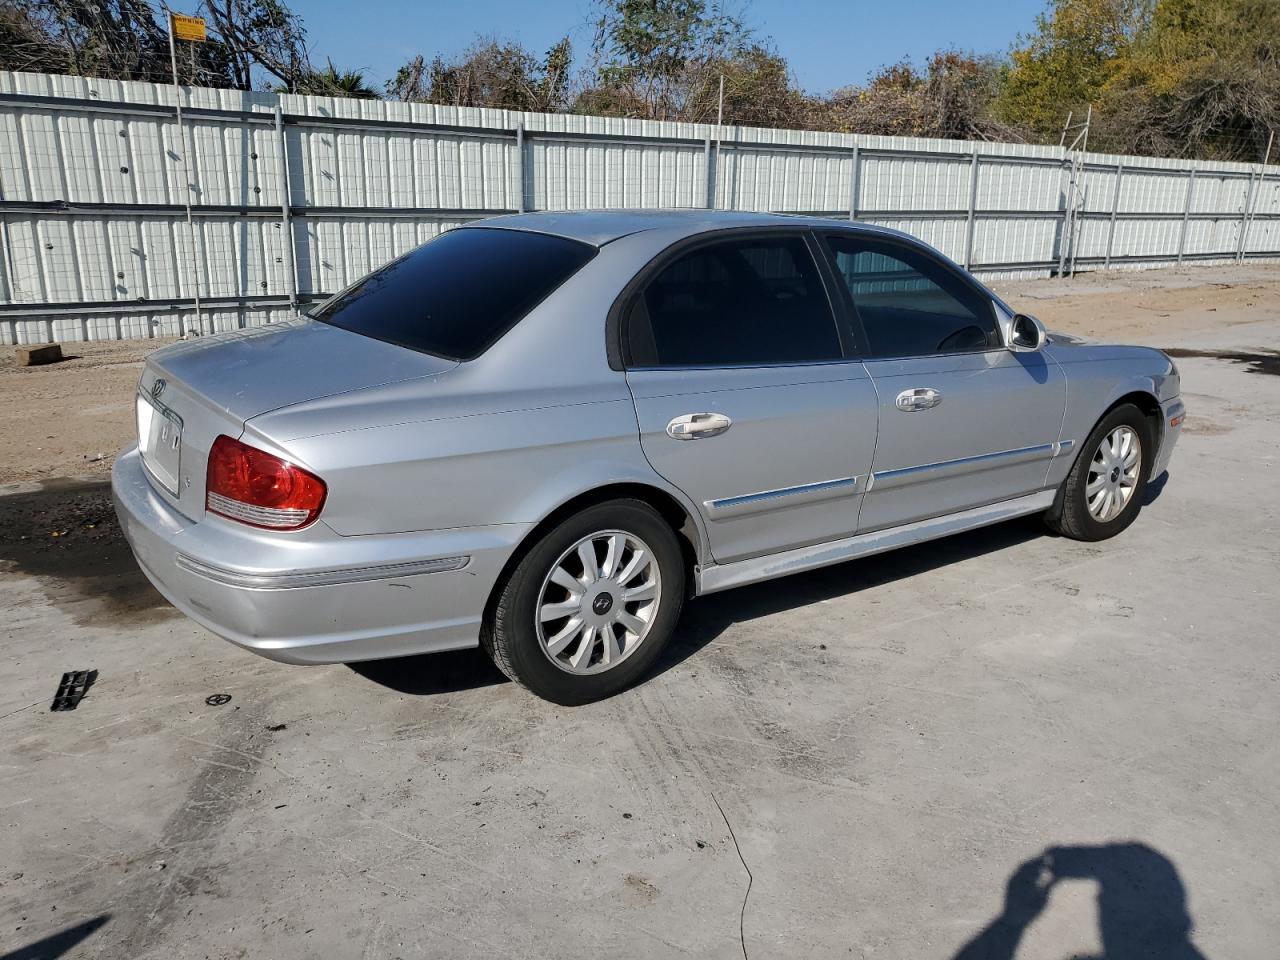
[
  {"left": 111, "top": 446, "right": 528, "bottom": 664},
  {"left": 1154, "top": 396, "right": 1184, "bottom": 477}
]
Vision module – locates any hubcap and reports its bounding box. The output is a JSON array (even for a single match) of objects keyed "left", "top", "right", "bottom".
[
  {"left": 1086, "top": 425, "right": 1141, "bottom": 522},
  {"left": 535, "top": 530, "right": 662, "bottom": 675}
]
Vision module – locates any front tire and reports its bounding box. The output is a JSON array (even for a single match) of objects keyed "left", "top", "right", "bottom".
[
  {"left": 1047, "top": 403, "right": 1153, "bottom": 541},
  {"left": 481, "top": 499, "right": 685, "bottom": 705}
]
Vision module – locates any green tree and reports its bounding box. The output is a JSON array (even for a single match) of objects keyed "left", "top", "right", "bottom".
[
  {"left": 293, "top": 60, "right": 379, "bottom": 99},
  {"left": 997, "top": 0, "right": 1151, "bottom": 140},
  {"left": 585, "top": 0, "right": 747, "bottom": 120},
  {"left": 664, "top": 43, "right": 802, "bottom": 126}
]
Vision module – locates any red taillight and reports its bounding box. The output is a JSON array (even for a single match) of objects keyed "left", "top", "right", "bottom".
[{"left": 205, "top": 435, "right": 326, "bottom": 530}]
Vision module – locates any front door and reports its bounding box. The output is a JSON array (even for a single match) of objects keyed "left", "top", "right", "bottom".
[
  {"left": 622, "top": 233, "right": 878, "bottom": 564},
  {"left": 818, "top": 232, "right": 1067, "bottom": 532}
]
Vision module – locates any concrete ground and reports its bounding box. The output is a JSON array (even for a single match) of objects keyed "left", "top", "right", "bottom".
[{"left": 2, "top": 268, "right": 1279, "bottom": 959}]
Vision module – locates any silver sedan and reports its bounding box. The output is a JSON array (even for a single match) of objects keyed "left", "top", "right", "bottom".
[{"left": 113, "top": 211, "right": 1183, "bottom": 704}]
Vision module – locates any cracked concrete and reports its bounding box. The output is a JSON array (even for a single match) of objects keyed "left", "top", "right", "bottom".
[{"left": 2, "top": 268, "right": 1279, "bottom": 958}]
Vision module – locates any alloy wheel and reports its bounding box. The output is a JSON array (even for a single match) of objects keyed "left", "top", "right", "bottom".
[
  {"left": 1086, "top": 425, "right": 1141, "bottom": 522},
  {"left": 535, "top": 530, "right": 662, "bottom": 675}
]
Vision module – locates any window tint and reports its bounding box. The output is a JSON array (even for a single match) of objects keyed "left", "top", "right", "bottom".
[
  {"left": 824, "top": 236, "right": 1000, "bottom": 358},
  {"left": 626, "top": 236, "right": 841, "bottom": 367},
  {"left": 311, "top": 227, "right": 595, "bottom": 361}
]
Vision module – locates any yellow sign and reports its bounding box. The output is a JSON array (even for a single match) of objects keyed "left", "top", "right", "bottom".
[{"left": 170, "top": 13, "right": 207, "bottom": 42}]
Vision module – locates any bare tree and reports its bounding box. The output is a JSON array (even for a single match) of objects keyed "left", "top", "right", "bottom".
[
  {"left": 195, "top": 0, "right": 308, "bottom": 91},
  {"left": 0, "top": 0, "right": 318, "bottom": 92},
  {"left": 389, "top": 37, "right": 573, "bottom": 112}
]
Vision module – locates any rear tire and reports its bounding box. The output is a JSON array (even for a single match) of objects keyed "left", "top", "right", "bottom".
[
  {"left": 1046, "top": 403, "right": 1152, "bottom": 541},
  {"left": 481, "top": 499, "right": 685, "bottom": 705}
]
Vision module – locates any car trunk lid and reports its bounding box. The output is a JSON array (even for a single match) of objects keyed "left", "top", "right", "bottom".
[{"left": 136, "top": 318, "right": 457, "bottom": 521}]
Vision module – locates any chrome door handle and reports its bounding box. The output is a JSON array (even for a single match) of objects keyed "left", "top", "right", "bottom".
[
  {"left": 895, "top": 388, "right": 942, "bottom": 412},
  {"left": 666, "top": 412, "right": 733, "bottom": 440}
]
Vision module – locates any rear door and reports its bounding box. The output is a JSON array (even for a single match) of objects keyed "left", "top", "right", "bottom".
[
  {"left": 818, "top": 232, "right": 1067, "bottom": 533},
  {"left": 622, "top": 231, "right": 878, "bottom": 564}
]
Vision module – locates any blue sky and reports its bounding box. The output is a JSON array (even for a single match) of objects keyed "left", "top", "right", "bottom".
[{"left": 297, "top": 0, "right": 1048, "bottom": 95}]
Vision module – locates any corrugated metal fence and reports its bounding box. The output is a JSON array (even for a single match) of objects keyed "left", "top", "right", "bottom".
[{"left": 2, "top": 69, "right": 1278, "bottom": 345}]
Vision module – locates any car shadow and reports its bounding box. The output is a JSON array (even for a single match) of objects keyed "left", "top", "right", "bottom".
[
  {"left": 950, "top": 842, "right": 1207, "bottom": 959},
  {"left": 1144, "top": 469, "right": 1170, "bottom": 506},
  {"left": 347, "top": 646, "right": 508, "bottom": 695},
  {"left": 350, "top": 476, "right": 1174, "bottom": 699},
  {"left": 651, "top": 513, "right": 1048, "bottom": 681},
  {"left": 348, "top": 515, "right": 1050, "bottom": 698}
]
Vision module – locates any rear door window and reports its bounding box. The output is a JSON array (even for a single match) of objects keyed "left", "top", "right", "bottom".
[
  {"left": 311, "top": 227, "right": 596, "bottom": 361},
  {"left": 625, "top": 235, "right": 843, "bottom": 367},
  {"left": 822, "top": 235, "right": 1000, "bottom": 358}
]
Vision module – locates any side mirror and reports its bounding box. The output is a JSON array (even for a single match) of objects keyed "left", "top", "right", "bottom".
[{"left": 1009, "top": 313, "right": 1046, "bottom": 352}]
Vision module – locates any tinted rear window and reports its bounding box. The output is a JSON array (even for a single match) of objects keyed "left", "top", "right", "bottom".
[{"left": 311, "top": 228, "right": 596, "bottom": 361}]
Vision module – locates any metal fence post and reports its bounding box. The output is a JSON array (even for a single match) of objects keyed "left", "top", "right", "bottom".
[
  {"left": 704, "top": 135, "right": 713, "bottom": 209},
  {"left": 273, "top": 103, "right": 298, "bottom": 310},
  {"left": 849, "top": 144, "right": 860, "bottom": 221},
  {"left": 167, "top": 24, "right": 204, "bottom": 335},
  {"left": 964, "top": 148, "right": 979, "bottom": 269},
  {"left": 1236, "top": 171, "right": 1258, "bottom": 261},
  {"left": 1176, "top": 168, "right": 1196, "bottom": 265},
  {"left": 515, "top": 122, "right": 526, "bottom": 213},
  {"left": 1056, "top": 156, "right": 1071, "bottom": 278},
  {"left": 1239, "top": 130, "right": 1274, "bottom": 262},
  {"left": 1104, "top": 162, "right": 1123, "bottom": 269}
]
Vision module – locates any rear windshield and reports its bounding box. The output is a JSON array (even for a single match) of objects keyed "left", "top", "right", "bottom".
[{"left": 310, "top": 227, "right": 596, "bottom": 361}]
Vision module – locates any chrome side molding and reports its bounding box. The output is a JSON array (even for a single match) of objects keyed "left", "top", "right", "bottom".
[
  {"left": 696, "top": 490, "right": 1056, "bottom": 595},
  {"left": 870, "top": 443, "right": 1056, "bottom": 491},
  {"left": 176, "top": 554, "right": 470, "bottom": 590},
  {"left": 704, "top": 476, "right": 860, "bottom": 520}
]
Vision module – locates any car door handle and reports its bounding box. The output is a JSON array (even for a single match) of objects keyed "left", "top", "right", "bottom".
[
  {"left": 666, "top": 412, "right": 733, "bottom": 440},
  {"left": 895, "top": 388, "right": 942, "bottom": 412}
]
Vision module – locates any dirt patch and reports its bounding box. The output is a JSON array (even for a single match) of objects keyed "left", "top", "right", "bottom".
[
  {"left": 1179, "top": 416, "right": 1234, "bottom": 436},
  {"left": 0, "top": 338, "right": 174, "bottom": 485},
  {"left": 991, "top": 265, "right": 1280, "bottom": 343},
  {"left": 0, "top": 478, "right": 176, "bottom": 626}
]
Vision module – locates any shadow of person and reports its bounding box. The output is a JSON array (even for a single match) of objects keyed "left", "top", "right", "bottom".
[
  {"left": 952, "top": 843, "right": 1207, "bottom": 960},
  {"left": 0, "top": 915, "right": 110, "bottom": 960}
]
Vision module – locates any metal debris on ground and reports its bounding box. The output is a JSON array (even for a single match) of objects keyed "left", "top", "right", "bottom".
[
  {"left": 50, "top": 670, "right": 97, "bottom": 711},
  {"left": 204, "top": 693, "right": 232, "bottom": 706}
]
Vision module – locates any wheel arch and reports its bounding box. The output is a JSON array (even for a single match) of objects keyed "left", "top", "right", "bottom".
[
  {"left": 1051, "top": 387, "right": 1163, "bottom": 517},
  {"left": 1100, "top": 389, "right": 1164, "bottom": 452},
  {"left": 483, "top": 482, "right": 705, "bottom": 625}
]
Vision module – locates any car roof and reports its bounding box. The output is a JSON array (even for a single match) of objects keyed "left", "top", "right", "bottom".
[{"left": 466, "top": 209, "right": 908, "bottom": 247}]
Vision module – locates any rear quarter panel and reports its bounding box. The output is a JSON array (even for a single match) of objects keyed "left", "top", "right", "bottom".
[{"left": 243, "top": 230, "right": 712, "bottom": 554}]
